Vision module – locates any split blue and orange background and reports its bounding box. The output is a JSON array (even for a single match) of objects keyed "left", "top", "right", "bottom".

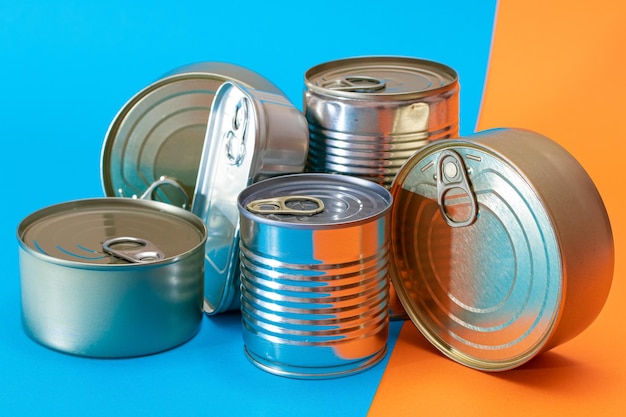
[{"left": 1, "top": 1, "right": 624, "bottom": 415}]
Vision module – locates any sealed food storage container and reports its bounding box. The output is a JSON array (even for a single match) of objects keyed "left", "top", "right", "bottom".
[
  {"left": 389, "top": 128, "right": 614, "bottom": 371},
  {"left": 192, "top": 81, "right": 309, "bottom": 315},
  {"left": 237, "top": 173, "right": 392, "bottom": 378},
  {"left": 101, "top": 61, "right": 285, "bottom": 207},
  {"left": 17, "top": 198, "right": 207, "bottom": 358},
  {"left": 304, "top": 55, "right": 459, "bottom": 188}
]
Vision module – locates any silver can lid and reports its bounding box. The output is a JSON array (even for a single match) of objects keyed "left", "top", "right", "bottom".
[
  {"left": 101, "top": 62, "right": 284, "bottom": 207},
  {"left": 305, "top": 56, "right": 458, "bottom": 100},
  {"left": 389, "top": 136, "right": 565, "bottom": 371},
  {"left": 18, "top": 198, "right": 206, "bottom": 265},
  {"left": 238, "top": 173, "right": 392, "bottom": 228}
]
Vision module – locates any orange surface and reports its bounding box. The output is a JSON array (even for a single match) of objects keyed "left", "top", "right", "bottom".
[{"left": 369, "top": 1, "right": 626, "bottom": 415}]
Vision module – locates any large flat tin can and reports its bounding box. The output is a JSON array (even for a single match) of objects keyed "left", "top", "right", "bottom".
[
  {"left": 101, "top": 62, "right": 284, "bottom": 207},
  {"left": 17, "top": 198, "right": 207, "bottom": 358},
  {"left": 191, "top": 81, "right": 309, "bottom": 315},
  {"left": 389, "top": 128, "right": 614, "bottom": 371}
]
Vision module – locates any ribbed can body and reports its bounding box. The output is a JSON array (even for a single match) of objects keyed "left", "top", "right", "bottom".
[{"left": 237, "top": 173, "right": 392, "bottom": 378}]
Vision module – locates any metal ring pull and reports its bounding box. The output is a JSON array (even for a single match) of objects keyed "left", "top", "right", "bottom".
[
  {"left": 137, "top": 176, "right": 190, "bottom": 209},
  {"left": 102, "top": 237, "right": 165, "bottom": 263},
  {"left": 246, "top": 195, "right": 325, "bottom": 215},
  {"left": 436, "top": 150, "right": 478, "bottom": 228},
  {"left": 321, "top": 75, "right": 386, "bottom": 93}
]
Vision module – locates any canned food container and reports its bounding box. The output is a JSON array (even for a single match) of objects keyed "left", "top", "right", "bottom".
[
  {"left": 101, "top": 61, "right": 285, "bottom": 207},
  {"left": 192, "top": 81, "right": 309, "bottom": 315},
  {"left": 237, "top": 173, "right": 392, "bottom": 378},
  {"left": 17, "top": 198, "right": 207, "bottom": 358},
  {"left": 389, "top": 128, "right": 614, "bottom": 371},
  {"left": 304, "top": 55, "right": 459, "bottom": 188}
]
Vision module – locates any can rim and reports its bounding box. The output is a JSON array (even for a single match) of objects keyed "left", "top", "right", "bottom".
[
  {"left": 17, "top": 197, "right": 208, "bottom": 269},
  {"left": 237, "top": 173, "right": 393, "bottom": 230},
  {"left": 304, "top": 55, "right": 459, "bottom": 100}
]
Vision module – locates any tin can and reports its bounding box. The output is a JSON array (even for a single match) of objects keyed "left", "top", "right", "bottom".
[
  {"left": 191, "top": 81, "right": 309, "bottom": 315},
  {"left": 17, "top": 198, "right": 207, "bottom": 358},
  {"left": 237, "top": 173, "right": 392, "bottom": 378},
  {"left": 389, "top": 128, "right": 614, "bottom": 371},
  {"left": 101, "top": 61, "right": 285, "bottom": 207},
  {"left": 304, "top": 55, "right": 459, "bottom": 188}
]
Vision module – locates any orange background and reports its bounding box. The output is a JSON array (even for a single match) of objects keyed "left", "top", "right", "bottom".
[{"left": 369, "top": 1, "right": 626, "bottom": 415}]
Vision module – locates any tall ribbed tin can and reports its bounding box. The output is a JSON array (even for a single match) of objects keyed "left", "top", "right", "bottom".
[
  {"left": 389, "top": 128, "right": 614, "bottom": 371},
  {"left": 237, "top": 173, "right": 392, "bottom": 378},
  {"left": 304, "top": 56, "right": 459, "bottom": 188},
  {"left": 101, "top": 61, "right": 285, "bottom": 207}
]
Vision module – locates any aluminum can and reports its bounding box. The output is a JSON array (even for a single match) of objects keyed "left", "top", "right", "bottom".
[
  {"left": 304, "top": 55, "right": 459, "bottom": 188},
  {"left": 17, "top": 198, "right": 207, "bottom": 358},
  {"left": 192, "top": 81, "right": 309, "bottom": 315},
  {"left": 101, "top": 62, "right": 285, "bottom": 207},
  {"left": 389, "top": 128, "right": 614, "bottom": 371},
  {"left": 237, "top": 173, "right": 392, "bottom": 378}
]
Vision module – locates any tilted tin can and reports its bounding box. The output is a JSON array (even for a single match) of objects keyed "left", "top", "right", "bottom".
[
  {"left": 237, "top": 173, "right": 392, "bottom": 378},
  {"left": 191, "top": 81, "right": 309, "bottom": 315},
  {"left": 304, "top": 55, "right": 459, "bottom": 188},
  {"left": 389, "top": 128, "right": 614, "bottom": 371},
  {"left": 101, "top": 61, "right": 285, "bottom": 207},
  {"left": 17, "top": 198, "right": 207, "bottom": 358}
]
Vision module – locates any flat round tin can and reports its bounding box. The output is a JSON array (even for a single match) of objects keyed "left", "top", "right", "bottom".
[
  {"left": 389, "top": 128, "right": 614, "bottom": 371},
  {"left": 101, "top": 62, "right": 284, "bottom": 207},
  {"left": 238, "top": 173, "right": 392, "bottom": 378},
  {"left": 17, "top": 198, "right": 207, "bottom": 358}
]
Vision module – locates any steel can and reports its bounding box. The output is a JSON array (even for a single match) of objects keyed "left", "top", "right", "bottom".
[
  {"left": 101, "top": 61, "right": 285, "bottom": 207},
  {"left": 304, "top": 55, "right": 459, "bottom": 188},
  {"left": 17, "top": 198, "right": 207, "bottom": 358},
  {"left": 237, "top": 173, "right": 392, "bottom": 378},
  {"left": 389, "top": 128, "right": 614, "bottom": 371},
  {"left": 191, "top": 81, "right": 309, "bottom": 315}
]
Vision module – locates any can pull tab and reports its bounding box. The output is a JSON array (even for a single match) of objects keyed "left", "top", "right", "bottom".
[
  {"left": 225, "top": 97, "right": 249, "bottom": 166},
  {"left": 322, "top": 75, "right": 386, "bottom": 93},
  {"left": 102, "top": 237, "right": 165, "bottom": 263},
  {"left": 246, "top": 196, "right": 325, "bottom": 216},
  {"left": 436, "top": 150, "right": 478, "bottom": 228},
  {"left": 137, "top": 176, "right": 190, "bottom": 210}
]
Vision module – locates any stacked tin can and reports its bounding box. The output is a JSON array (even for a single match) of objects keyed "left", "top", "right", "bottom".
[{"left": 304, "top": 56, "right": 460, "bottom": 188}]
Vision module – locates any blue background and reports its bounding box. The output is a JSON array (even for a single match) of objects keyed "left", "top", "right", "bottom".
[{"left": 0, "top": 1, "right": 497, "bottom": 416}]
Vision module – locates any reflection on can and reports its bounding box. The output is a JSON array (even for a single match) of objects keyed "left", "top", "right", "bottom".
[
  {"left": 389, "top": 128, "right": 614, "bottom": 371},
  {"left": 304, "top": 56, "right": 459, "bottom": 188},
  {"left": 237, "top": 173, "right": 392, "bottom": 378}
]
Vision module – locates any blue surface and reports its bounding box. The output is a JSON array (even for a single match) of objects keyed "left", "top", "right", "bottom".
[{"left": 0, "top": 1, "right": 497, "bottom": 415}]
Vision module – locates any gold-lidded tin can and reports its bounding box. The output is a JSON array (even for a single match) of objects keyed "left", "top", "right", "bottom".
[
  {"left": 17, "top": 198, "right": 207, "bottom": 358},
  {"left": 304, "top": 55, "right": 459, "bottom": 188},
  {"left": 101, "top": 61, "right": 285, "bottom": 207},
  {"left": 389, "top": 128, "right": 614, "bottom": 371},
  {"left": 191, "top": 81, "right": 309, "bottom": 315},
  {"left": 237, "top": 173, "right": 392, "bottom": 379}
]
